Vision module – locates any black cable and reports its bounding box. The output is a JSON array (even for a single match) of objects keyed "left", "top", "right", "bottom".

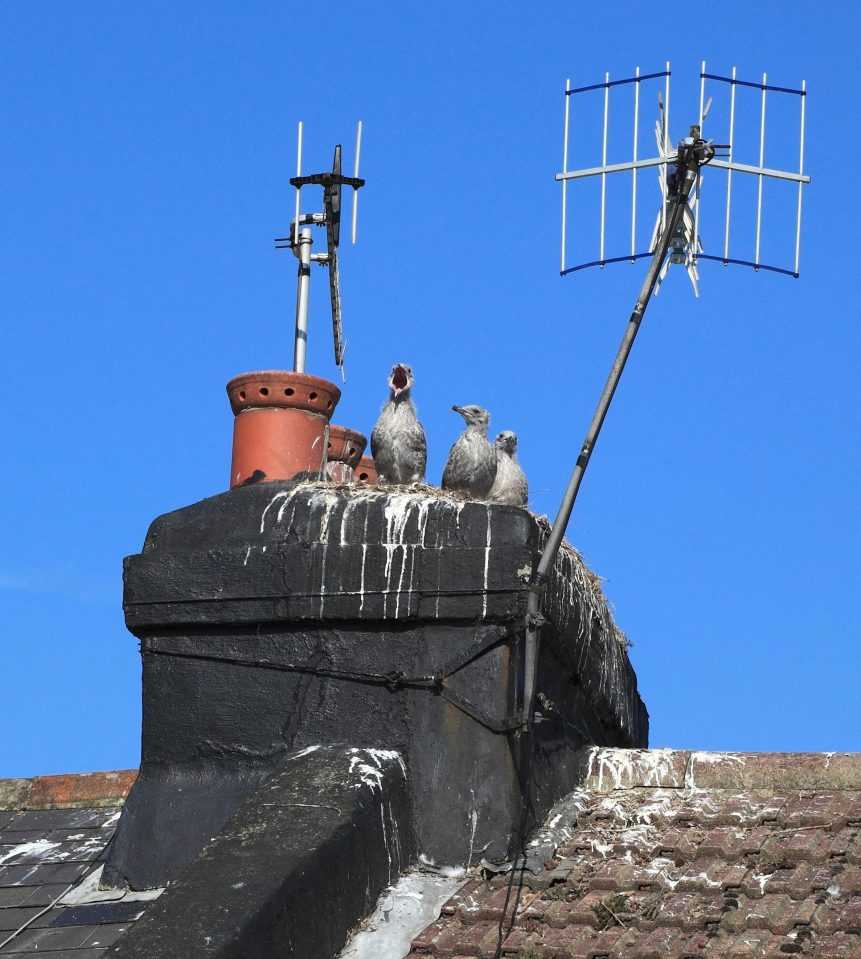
[
  {"left": 492, "top": 692, "right": 540, "bottom": 959},
  {"left": 143, "top": 626, "right": 511, "bottom": 692},
  {"left": 144, "top": 646, "right": 440, "bottom": 691}
]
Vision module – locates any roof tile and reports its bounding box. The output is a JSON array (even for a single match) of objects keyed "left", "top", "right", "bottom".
[
  {"left": 441, "top": 879, "right": 486, "bottom": 917},
  {"left": 760, "top": 827, "right": 830, "bottom": 865},
  {"left": 814, "top": 896, "right": 861, "bottom": 936},
  {"left": 0, "top": 904, "right": 43, "bottom": 932},
  {"left": 814, "top": 931, "right": 861, "bottom": 957},
  {"left": 410, "top": 917, "right": 451, "bottom": 954},
  {"left": 525, "top": 923, "right": 595, "bottom": 957},
  {"left": 0, "top": 860, "right": 88, "bottom": 887},
  {"left": 836, "top": 866, "right": 861, "bottom": 897},
  {"left": 843, "top": 830, "right": 861, "bottom": 865},
  {"left": 675, "top": 858, "right": 747, "bottom": 892},
  {"left": 1, "top": 922, "right": 101, "bottom": 952},
  {"left": 696, "top": 793, "right": 788, "bottom": 827},
  {"left": 611, "top": 924, "right": 688, "bottom": 959},
  {"left": 474, "top": 887, "right": 531, "bottom": 922},
  {"left": 783, "top": 793, "right": 854, "bottom": 830},
  {"left": 703, "top": 928, "right": 778, "bottom": 956},
  {"left": 569, "top": 925, "right": 627, "bottom": 958},
  {"left": 544, "top": 891, "right": 608, "bottom": 928},
  {"left": 654, "top": 890, "right": 725, "bottom": 931},
  {"left": 444, "top": 918, "right": 500, "bottom": 956}
]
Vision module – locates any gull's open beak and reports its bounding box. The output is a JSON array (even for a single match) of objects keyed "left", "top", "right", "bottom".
[{"left": 391, "top": 365, "right": 409, "bottom": 397}]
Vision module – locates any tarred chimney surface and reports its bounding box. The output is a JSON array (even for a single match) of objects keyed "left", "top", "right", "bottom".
[{"left": 106, "top": 482, "right": 647, "bottom": 893}]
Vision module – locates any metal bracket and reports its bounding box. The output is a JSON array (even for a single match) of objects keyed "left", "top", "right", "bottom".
[{"left": 439, "top": 685, "right": 522, "bottom": 734}]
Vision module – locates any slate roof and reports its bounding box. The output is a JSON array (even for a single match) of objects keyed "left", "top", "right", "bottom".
[
  {"left": 406, "top": 749, "right": 861, "bottom": 959},
  {"left": 0, "top": 770, "right": 153, "bottom": 958}
]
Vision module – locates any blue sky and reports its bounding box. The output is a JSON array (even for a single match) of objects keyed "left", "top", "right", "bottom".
[{"left": 1, "top": 2, "right": 858, "bottom": 777}]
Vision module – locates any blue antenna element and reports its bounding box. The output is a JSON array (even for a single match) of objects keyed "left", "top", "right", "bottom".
[{"left": 557, "top": 62, "right": 810, "bottom": 290}]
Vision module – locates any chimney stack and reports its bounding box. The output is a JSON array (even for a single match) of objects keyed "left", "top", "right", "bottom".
[{"left": 104, "top": 478, "right": 647, "bottom": 890}]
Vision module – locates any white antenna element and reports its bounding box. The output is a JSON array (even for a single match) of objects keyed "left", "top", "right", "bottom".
[
  {"left": 557, "top": 63, "right": 811, "bottom": 288},
  {"left": 795, "top": 81, "right": 806, "bottom": 275},
  {"left": 600, "top": 72, "right": 609, "bottom": 265},
  {"left": 723, "top": 66, "right": 737, "bottom": 263},
  {"left": 561, "top": 78, "right": 570, "bottom": 272},
  {"left": 663, "top": 63, "right": 670, "bottom": 240},
  {"left": 275, "top": 123, "right": 366, "bottom": 379},
  {"left": 352, "top": 120, "right": 362, "bottom": 244},
  {"left": 755, "top": 73, "right": 767, "bottom": 267},
  {"left": 294, "top": 121, "right": 303, "bottom": 247},
  {"left": 694, "top": 61, "right": 706, "bottom": 256},
  {"left": 631, "top": 67, "right": 639, "bottom": 261}
]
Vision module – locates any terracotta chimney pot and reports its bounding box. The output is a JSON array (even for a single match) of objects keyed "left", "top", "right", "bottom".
[
  {"left": 326, "top": 425, "right": 368, "bottom": 483},
  {"left": 226, "top": 371, "right": 340, "bottom": 488},
  {"left": 355, "top": 455, "right": 379, "bottom": 486}
]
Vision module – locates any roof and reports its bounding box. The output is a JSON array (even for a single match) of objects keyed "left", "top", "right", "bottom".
[
  {"left": 0, "top": 770, "right": 158, "bottom": 957},
  {"left": 406, "top": 749, "right": 861, "bottom": 959}
]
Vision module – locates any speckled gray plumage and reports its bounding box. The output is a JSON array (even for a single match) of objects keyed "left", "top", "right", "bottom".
[
  {"left": 441, "top": 405, "right": 497, "bottom": 499},
  {"left": 371, "top": 364, "right": 427, "bottom": 484},
  {"left": 487, "top": 430, "right": 528, "bottom": 506}
]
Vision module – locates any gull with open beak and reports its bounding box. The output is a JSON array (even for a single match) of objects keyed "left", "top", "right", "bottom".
[{"left": 370, "top": 363, "right": 427, "bottom": 485}]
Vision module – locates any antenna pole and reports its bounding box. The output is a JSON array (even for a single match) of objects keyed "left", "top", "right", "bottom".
[
  {"left": 293, "top": 228, "right": 312, "bottom": 373},
  {"left": 522, "top": 151, "right": 701, "bottom": 728}
]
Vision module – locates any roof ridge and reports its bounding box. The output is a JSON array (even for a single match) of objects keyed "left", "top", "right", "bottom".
[
  {"left": 583, "top": 747, "right": 861, "bottom": 792},
  {"left": 0, "top": 769, "right": 138, "bottom": 810}
]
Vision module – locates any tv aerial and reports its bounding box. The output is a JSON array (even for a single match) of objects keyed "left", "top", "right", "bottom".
[
  {"left": 275, "top": 121, "right": 365, "bottom": 380},
  {"left": 521, "top": 62, "right": 810, "bottom": 725},
  {"left": 558, "top": 61, "right": 809, "bottom": 289}
]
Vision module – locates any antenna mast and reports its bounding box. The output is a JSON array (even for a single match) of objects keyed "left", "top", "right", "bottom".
[
  {"left": 523, "top": 64, "right": 810, "bottom": 725},
  {"left": 275, "top": 122, "right": 365, "bottom": 379}
]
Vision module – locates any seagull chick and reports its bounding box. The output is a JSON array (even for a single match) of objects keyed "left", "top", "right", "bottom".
[
  {"left": 442, "top": 405, "right": 497, "bottom": 499},
  {"left": 371, "top": 363, "right": 427, "bottom": 484},
  {"left": 487, "top": 431, "right": 528, "bottom": 506}
]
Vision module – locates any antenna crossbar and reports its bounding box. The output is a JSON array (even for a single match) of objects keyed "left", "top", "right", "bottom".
[
  {"left": 701, "top": 71, "right": 806, "bottom": 97},
  {"left": 290, "top": 173, "right": 365, "bottom": 190},
  {"left": 556, "top": 156, "right": 667, "bottom": 181},
  {"left": 695, "top": 254, "right": 798, "bottom": 278},
  {"left": 706, "top": 159, "right": 809, "bottom": 184},
  {"left": 567, "top": 69, "right": 670, "bottom": 95},
  {"left": 562, "top": 252, "right": 654, "bottom": 276}
]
